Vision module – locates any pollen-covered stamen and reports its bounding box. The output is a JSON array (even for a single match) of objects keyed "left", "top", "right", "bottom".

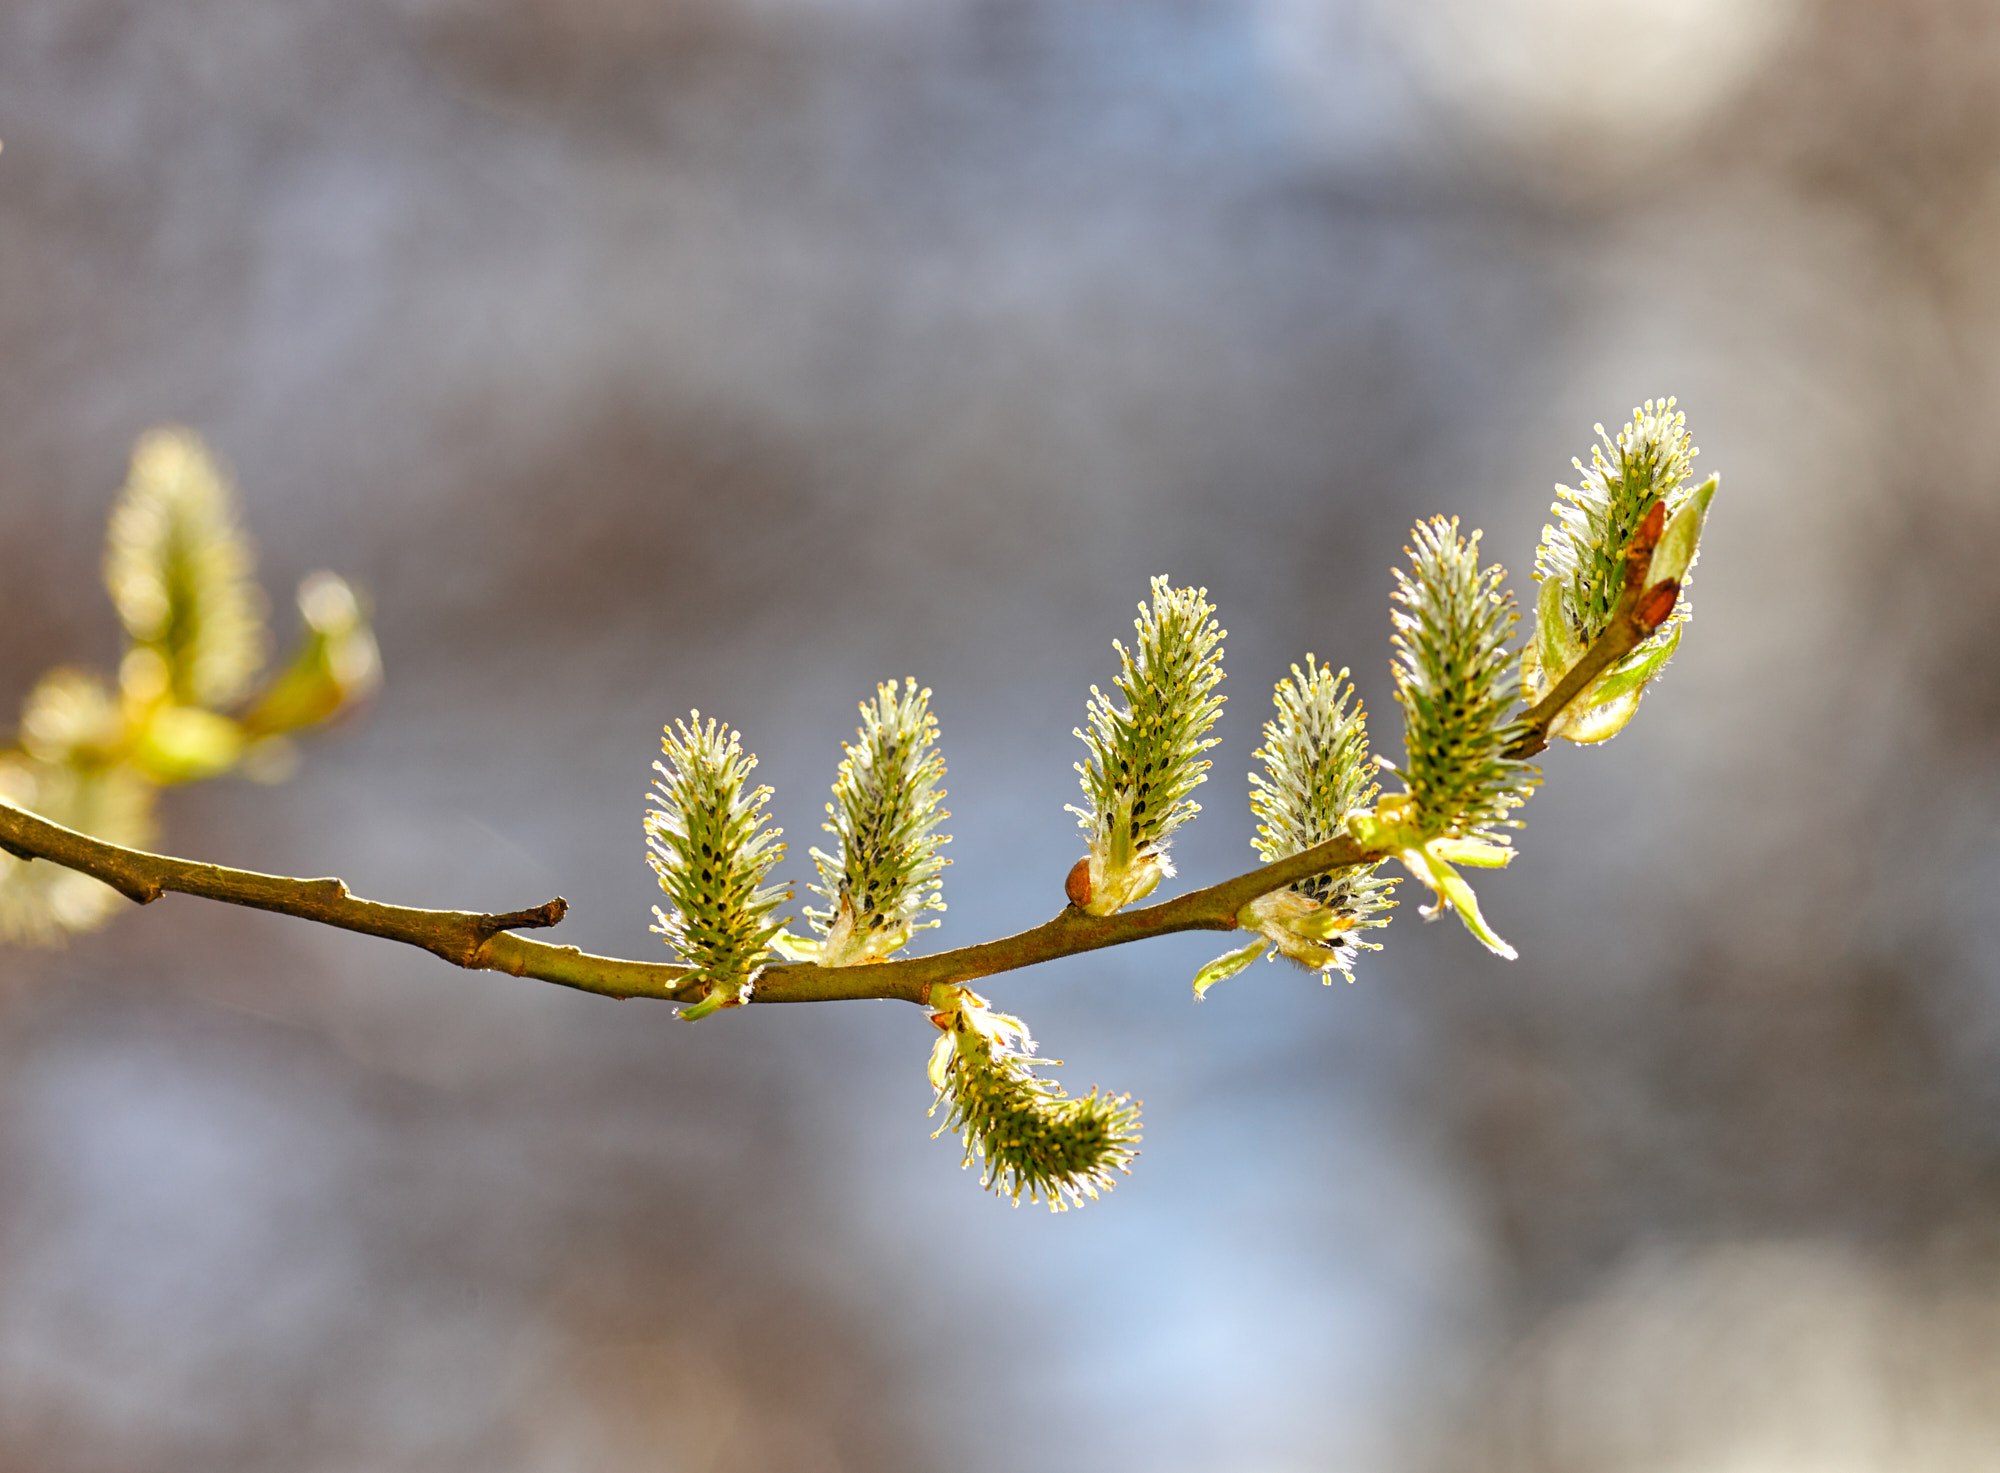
[
  {"left": 926, "top": 985, "right": 1140, "bottom": 1210},
  {"left": 645, "top": 711, "right": 790, "bottom": 1021},
  {"left": 1392, "top": 518, "right": 1538, "bottom": 843},
  {"left": 1069, "top": 577, "right": 1226, "bottom": 916},
  {"left": 803, "top": 679, "right": 950, "bottom": 967}
]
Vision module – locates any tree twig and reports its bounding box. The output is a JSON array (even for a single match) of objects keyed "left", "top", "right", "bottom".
[
  {"left": 0, "top": 606, "right": 1652, "bottom": 1010},
  {"left": 0, "top": 792, "right": 1371, "bottom": 1007}
]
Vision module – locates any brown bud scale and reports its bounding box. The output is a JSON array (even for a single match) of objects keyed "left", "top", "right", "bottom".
[
  {"left": 1065, "top": 857, "right": 1093, "bottom": 909},
  {"left": 1636, "top": 579, "right": 1681, "bottom": 632}
]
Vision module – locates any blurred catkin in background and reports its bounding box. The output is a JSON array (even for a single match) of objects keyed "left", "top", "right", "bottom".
[{"left": 5, "top": 1, "right": 2000, "bottom": 1470}]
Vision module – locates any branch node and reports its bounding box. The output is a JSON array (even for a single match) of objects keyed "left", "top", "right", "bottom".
[
  {"left": 477, "top": 898, "right": 569, "bottom": 939},
  {"left": 115, "top": 874, "right": 165, "bottom": 906}
]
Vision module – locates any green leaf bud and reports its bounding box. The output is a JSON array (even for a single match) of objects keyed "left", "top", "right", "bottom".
[
  {"left": 1197, "top": 658, "right": 1395, "bottom": 996},
  {"left": 1646, "top": 473, "right": 1718, "bottom": 589}
]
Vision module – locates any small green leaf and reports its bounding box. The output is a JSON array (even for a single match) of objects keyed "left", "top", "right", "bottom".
[
  {"left": 1427, "top": 834, "right": 1516, "bottom": 869},
  {"left": 1193, "top": 938, "right": 1267, "bottom": 998},
  {"left": 766, "top": 928, "right": 821, "bottom": 962},
  {"left": 1646, "top": 474, "right": 1718, "bottom": 590},
  {"left": 1593, "top": 623, "right": 1684, "bottom": 708},
  {"left": 1402, "top": 845, "right": 1516, "bottom": 961},
  {"left": 1546, "top": 623, "right": 1686, "bottom": 746},
  {"left": 240, "top": 573, "right": 381, "bottom": 739},
  {"left": 926, "top": 1033, "right": 956, "bottom": 1093},
  {"left": 1288, "top": 908, "right": 1350, "bottom": 941},
  {"left": 1523, "top": 574, "right": 1580, "bottom": 707},
  {"left": 678, "top": 988, "right": 729, "bottom": 1022}
]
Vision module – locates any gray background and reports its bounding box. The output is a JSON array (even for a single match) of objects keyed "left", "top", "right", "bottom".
[{"left": 5, "top": 1, "right": 2000, "bottom": 1469}]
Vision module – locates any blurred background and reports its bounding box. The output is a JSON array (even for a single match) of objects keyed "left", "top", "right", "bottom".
[{"left": 5, "top": 0, "right": 2000, "bottom": 1468}]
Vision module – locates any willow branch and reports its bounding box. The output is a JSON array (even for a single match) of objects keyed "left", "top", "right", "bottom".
[
  {"left": 0, "top": 794, "right": 587, "bottom": 960},
  {"left": 0, "top": 597, "right": 1652, "bottom": 1009},
  {"left": 0, "top": 794, "right": 1372, "bottom": 1008}
]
